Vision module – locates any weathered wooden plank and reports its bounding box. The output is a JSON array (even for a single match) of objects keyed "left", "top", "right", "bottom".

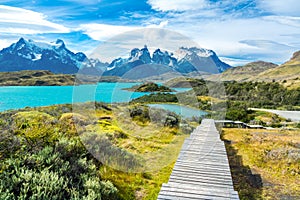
[{"left": 157, "top": 119, "right": 239, "bottom": 200}]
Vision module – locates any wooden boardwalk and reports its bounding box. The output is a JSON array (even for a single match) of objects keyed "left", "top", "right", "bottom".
[{"left": 157, "top": 119, "right": 239, "bottom": 200}]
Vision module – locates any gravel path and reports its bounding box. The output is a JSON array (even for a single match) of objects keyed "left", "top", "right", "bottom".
[{"left": 250, "top": 108, "right": 300, "bottom": 122}]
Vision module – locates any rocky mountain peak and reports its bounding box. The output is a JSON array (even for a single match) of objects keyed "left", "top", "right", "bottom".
[
  {"left": 54, "top": 39, "right": 66, "bottom": 49},
  {"left": 0, "top": 38, "right": 104, "bottom": 74}
]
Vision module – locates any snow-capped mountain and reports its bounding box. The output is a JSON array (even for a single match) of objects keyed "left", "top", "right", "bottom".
[
  {"left": 0, "top": 38, "right": 102, "bottom": 74},
  {"left": 175, "top": 47, "right": 231, "bottom": 73},
  {"left": 0, "top": 39, "right": 231, "bottom": 77},
  {"left": 104, "top": 45, "right": 231, "bottom": 77}
]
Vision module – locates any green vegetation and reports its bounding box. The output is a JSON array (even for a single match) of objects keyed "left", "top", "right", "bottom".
[
  {"left": 0, "top": 102, "right": 192, "bottom": 199},
  {"left": 222, "top": 128, "right": 300, "bottom": 199},
  {"left": 133, "top": 79, "right": 299, "bottom": 124},
  {"left": 0, "top": 111, "right": 119, "bottom": 199},
  {"left": 176, "top": 79, "right": 300, "bottom": 109},
  {"left": 131, "top": 93, "right": 178, "bottom": 104},
  {"left": 222, "top": 81, "right": 299, "bottom": 123},
  {"left": 224, "top": 81, "right": 299, "bottom": 108},
  {"left": 125, "top": 82, "right": 173, "bottom": 92}
]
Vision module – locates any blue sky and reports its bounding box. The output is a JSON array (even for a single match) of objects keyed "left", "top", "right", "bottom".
[{"left": 0, "top": 0, "right": 300, "bottom": 65}]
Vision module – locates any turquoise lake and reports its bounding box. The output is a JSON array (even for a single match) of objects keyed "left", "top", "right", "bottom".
[
  {"left": 0, "top": 83, "right": 191, "bottom": 112},
  {"left": 148, "top": 104, "right": 207, "bottom": 119}
]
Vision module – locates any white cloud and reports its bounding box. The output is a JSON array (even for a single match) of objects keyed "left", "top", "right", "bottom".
[
  {"left": 88, "top": 28, "right": 200, "bottom": 62},
  {"left": 146, "top": 20, "right": 169, "bottom": 28},
  {"left": 147, "top": 0, "right": 207, "bottom": 11},
  {"left": 78, "top": 23, "right": 140, "bottom": 41},
  {"left": 167, "top": 16, "right": 300, "bottom": 63},
  {"left": 257, "top": 0, "right": 300, "bottom": 16},
  {"left": 0, "top": 39, "right": 12, "bottom": 51},
  {"left": 262, "top": 16, "right": 300, "bottom": 27},
  {"left": 61, "top": 0, "right": 101, "bottom": 4},
  {"left": 79, "top": 20, "right": 169, "bottom": 42},
  {"left": 219, "top": 57, "right": 253, "bottom": 66},
  {"left": 80, "top": 13, "right": 300, "bottom": 64},
  {"left": 240, "top": 40, "right": 294, "bottom": 50},
  {"left": 0, "top": 5, "right": 70, "bottom": 34}
]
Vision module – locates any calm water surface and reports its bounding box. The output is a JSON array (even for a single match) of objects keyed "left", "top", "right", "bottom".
[
  {"left": 0, "top": 83, "right": 141, "bottom": 111},
  {"left": 0, "top": 83, "right": 191, "bottom": 112}
]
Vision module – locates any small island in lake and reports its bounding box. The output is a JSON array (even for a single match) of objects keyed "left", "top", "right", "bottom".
[{"left": 124, "top": 82, "right": 174, "bottom": 92}]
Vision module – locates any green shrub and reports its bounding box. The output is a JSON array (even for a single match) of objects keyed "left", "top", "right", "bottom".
[
  {"left": 12, "top": 111, "right": 58, "bottom": 148},
  {"left": 0, "top": 137, "right": 120, "bottom": 200},
  {"left": 129, "top": 106, "right": 150, "bottom": 124},
  {"left": 131, "top": 93, "right": 178, "bottom": 103}
]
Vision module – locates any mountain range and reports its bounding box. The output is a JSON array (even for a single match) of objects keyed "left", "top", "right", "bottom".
[
  {"left": 1, "top": 38, "right": 298, "bottom": 86},
  {"left": 0, "top": 38, "right": 106, "bottom": 75},
  {"left": 0, "top": 38, "right": 231, "bottom": 77}
]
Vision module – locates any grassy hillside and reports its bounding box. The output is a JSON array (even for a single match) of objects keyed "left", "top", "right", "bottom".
[
  {"left": 0, "top": 70, "right": 132, "bottom": 86},
  {"left": 251, "top": 51, "right": 300, "bottom": 89},
  {"left": 208, "top": 61, "right": 278, "bottom": 82},
  {"left": 0, "top": 70, "right": 76, "bottom": 86},
  {"left": 222, "top": 128, "right": 300, "bottom": 199},
  {"left": 206, "top": 51, "right": 300, "bottom": 89}
]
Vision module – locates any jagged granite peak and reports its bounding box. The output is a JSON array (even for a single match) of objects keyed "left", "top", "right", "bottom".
[
  {"left": 127, "top": 45, "right": 151, "bottom": 63},
  {"left": 15, "top": 37, "right": 27, "bottom": 47},
  {"left": 153, "top": 49, "right": 168, "bottom": 64},
  {"left": 139, "top": 45, "right": 151, "bottom": 64},
  {"left": 175, "top": 47, "right": 231, "bottom": 73},
  {"left": 75, "top": 52, "right": 88, "bottom": 62},
  {"left": 0, "top": 38, "right": 103, "bottom": 74},
  {"left": 55, "top": 39, "right": 65, "bottom": 48},
  {"left": 104, "top": 45, "right": 231, "bottom": 77},
  {"left": 177, "top": 47, "right": 214, "bottom": 59},
  {"left": 152, "top": 48, "right": 178, "bottom": 67},
  {"left": 130, "top": 48, "right": 140, "bottom": 58},
  {"left": 107, "top": 57, "right": 127, "bottom": 70}
]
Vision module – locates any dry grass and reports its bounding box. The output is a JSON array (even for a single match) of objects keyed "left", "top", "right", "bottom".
[{"left": 222, "top": 128, "right": 300, "bottom": 199}]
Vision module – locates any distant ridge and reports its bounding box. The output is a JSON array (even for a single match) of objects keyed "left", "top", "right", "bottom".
[
  {"left": 207, "top": 51, "right": 300, "bottom": 88},
  {"left": 207, "top": 61, "right": 278, "bottom": 82},
  {"left": 252, "top": 51, "right": 300, "bottom": 81}
]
